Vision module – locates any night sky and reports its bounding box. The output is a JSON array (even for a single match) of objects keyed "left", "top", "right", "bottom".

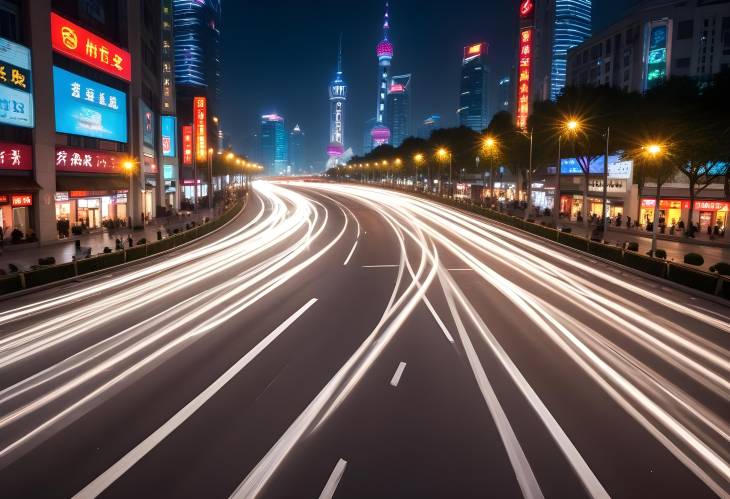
[{"left": 220, "top": 0, "right": 637, "bottom": 169}]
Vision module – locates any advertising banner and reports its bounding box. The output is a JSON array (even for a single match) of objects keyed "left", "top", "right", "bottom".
[
  {"left": 50, "top": 12, "right": 131, "bottom": 81},
  {"left": 516, "top": 28, "right": 533, "bottom": 130},
  {"left": 194, "top": 97, "right": 207, "bottom": 161},
  {"left": 0, "top": 142, "right": 32, "bottom": 171},
  {"left": 140, "top": 101, "right": 154, "bottom": 149},
  {"left": 55, "top": 145, "right": 124, "bottom": 174},
  {"left": 182, "top": 125, "right": 193, "bottom": 165},
  {"left": 53, "top": 66, "right": 128, "bottom": 142},
  {"left": 161, "top": 116, "right": 176, "bottom": 157},
  {"left": 0, "top": 37, "right": 33, "bottom": 128}
]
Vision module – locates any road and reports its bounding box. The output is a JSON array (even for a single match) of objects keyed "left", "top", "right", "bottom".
[{"left": 0, "top": 181, "right": 728, "bottom": 498}]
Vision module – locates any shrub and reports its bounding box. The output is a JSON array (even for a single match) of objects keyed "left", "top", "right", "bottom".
[
  {"left": 558, "top": 232, "right": 588, "bottom": 252},
  {"left": 24, "top": 262, "right": 77, "bottom": 287},
  {"left": 683, "top": 253, "right": 704, "bottom": 266},
  {"left": 588, "top": 242, "right": 623, "bottom": 263},
  {"left": 622, "top": 251, "right": 667, "bottom": 277},
  {"left": 646, "top": 249, "right": 667, "bottom": 259},
  {"left": 708, "top": 262, "right": 730, "bottom": 276},
  {"left": 0, "top": 274, "right": 22, "bottom": 294},
  {"left": 667, "top": 263, "right": 719, "bottom": 294},
  {"left": 136, "top": 238, "right": 147, "bottom": 245},
  {"left": 38, "top": 256, "right": 56, "bottom": 266},
  {"left": 560, "top": 227, "right": 572, "bottom": 233},
  {"left": 76, "top": 251, "right": 125, "bottom": 275},
  {"left": 124, "top": 245, "right": 147, "bottom": 262},
  {"left": 625, "top": 242, "right": 639, "bottom": 252}
]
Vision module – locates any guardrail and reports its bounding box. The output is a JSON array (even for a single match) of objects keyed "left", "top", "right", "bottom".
[
  {"left": 0, "top": 198, "right": 245, "bottom": 296},
  {"left": 373, "top": 184, "right": 730, "bottom": 301}
]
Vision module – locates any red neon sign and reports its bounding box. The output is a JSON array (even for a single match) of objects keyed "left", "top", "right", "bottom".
[
  {"left": 182, "top": 125, "right": 193, "bottom": 165},
  {"left": 519, "top": 0, "right": 534, "bottom": 19},
  {"left": 55, "top": 146, "right": 124, "bottom": 174},
  {"left": 0, "top": 195, "right": 9, "bottom": 204},
  {"left": 0, "top": 142, "right": 32, "bottom": 171},
  {"left": 194, "top": 97, "right": 207, "bottom": 162},
  {"left": 50, "top": 12, "right": 131, "bottom": 82},
  {"left": 464, "top": 43, "right": 484, "bottom": 59},
  {"left": 11, "top": 194, "right": 32, "bottom": 207},
  {"left": 516, "top": 28, "right": 533, "bottom": 130}
]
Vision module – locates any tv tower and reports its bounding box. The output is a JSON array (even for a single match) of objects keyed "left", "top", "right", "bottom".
[
  {"left": 370, "top": 2, "right": 393, "bottom": 148},
  {"left": 327, "top": 35, "right": 347, "bottom": 161}
]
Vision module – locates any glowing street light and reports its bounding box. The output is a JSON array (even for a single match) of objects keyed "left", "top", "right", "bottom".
[
  {"left": 436, "top": 148, "right": 452, "bottom": 197},
  {"left": 643, "top": 141, "right": 669, "bottom": 258}
]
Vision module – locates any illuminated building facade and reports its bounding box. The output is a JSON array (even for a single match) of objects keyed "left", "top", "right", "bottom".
[
  {"left": 290, "top": 124, "right": 306, "bottom": 173},
  {"left": 458, "top": 43, "right": 489, "bottom": 132},
  {"left": 328, "top": 38, "right": 347, "bottom": 161},
  {"left": 417, "top": 115, "right": 441, "bottom": 139},
  {"left": 386, "top": 74, "right": 411, "bottom": 147},
  {"left": 260, "top": 114, "right": 288, "bottom": 176},
  {"left": 550, "top": 0, "right": 591, "bottom": 100},
  {"left": 370, "top": 2, "right": 393, "bottom": 148}
]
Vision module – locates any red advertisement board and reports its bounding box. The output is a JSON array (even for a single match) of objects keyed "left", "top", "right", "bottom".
[
  {"left": 0, "top": 142, "right": 32, "bottom": 171},
  {"left": 11, "top": 194, "right": 32, "bottom": 207},
  {"left": 516, "top": 28, "right": 533, "bottom": 130},
  {"left": 194, "top": 97, "right": 207, "bottom": 162},
  {"left": 55, "top": 146, "right": 124, "bottom": 174},
  {"left": 182, "top": 125, "right": 193, "bottom": 165},
  {"left": 50, "top": 12, "right": 131, "bottom": 82}
]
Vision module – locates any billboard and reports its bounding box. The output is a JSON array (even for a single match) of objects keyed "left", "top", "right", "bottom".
[
  {"left": 0, "top": 37, "right": 34, "bottom": 128},
  {"left": 516, "top": 28, "right": 533, "bottom": 130},
  {"left": 140, "top": 101, "right": 155, "bottom": 149},
  {"left": 182, "top": 125, "right": 193, "bottom": 165},
  {"left": 55, "top": 146, "right": 124, "bottom": 174},
  {"left": 558, "top": 155, "right": 634, "bottom": 179},
  {"left": 161, "top": 116, "right": 176, "bottom": 157},
  {"left": 53, "top": 66, "right": 127, "bottom": 142},
  {"left": 463, "top": 43, "right": 485, "bottom": 61},
  {"left": 0, "top": 142, "right": 32, "bottom": 171},
  {"left": 194, "top": 97, "right": 207, "bottom": 161},
  {"left": 646, "top": 23, "right": 668, "bottom": 89},
  {"left": 50, "top": 12, "right": 131, "bottom": 81}
]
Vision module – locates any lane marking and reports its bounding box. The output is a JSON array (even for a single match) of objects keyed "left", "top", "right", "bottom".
[
  {"left": 389, "top": 362, "right": 407, "bottom": 387},
  {"left": 447, "top": 268, "right": 474, "bottom": 271},
  {"left": 72, "top": 298, "right": 318, "bottom": 499},
  {"left": 343, "top": 239, "right": 358, "bottom": 266},
  {"left": 423, "top": 296, "right": 455, "bottom": 343},
  {"left": 361, "top": 264, "right": 399, "bottom": 268},
  {"left": 318, "top": 458, "right": 347, "bottom": 499}
]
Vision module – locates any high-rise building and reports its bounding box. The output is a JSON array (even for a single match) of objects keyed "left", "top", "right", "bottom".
[
  {"left": 550, "top": 0, "right": 591, "bottom": 100},
  {"left": 327, "top": 37, "right": 347, "bottom": 162},
  {"left": 363, "top": 117, "right": 376, "bottom": 154},
  {"left": 386, "top": 74, "right": 411, "bottom": 147},
  {"left": 417, "top": 115, "right": 441, "bottom": 139},
  {"left": 290, "top": 124, "right": 306, "bottom": 173},
  {"left": 260, "top": 114, "right": 288, "bottom": 175},
  {"left": 498, "top": 76, "right": 512, "bottom": 115},
  {"left": 458, "top": 43, "right": 489, "bottom": 132},
  {"left": 370, "top": 2, "right": 393, "bottom": 148}
]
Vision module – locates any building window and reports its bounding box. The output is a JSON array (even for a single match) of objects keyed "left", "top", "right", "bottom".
[{"left": 677, "top": 20, "right": 693, "bottom": 40}]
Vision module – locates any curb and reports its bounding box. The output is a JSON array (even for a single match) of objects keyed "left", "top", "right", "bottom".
[{"left": 0, "top": 194, "right": 248, "bottom": 302}]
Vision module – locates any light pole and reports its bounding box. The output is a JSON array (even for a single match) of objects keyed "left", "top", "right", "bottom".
[
  {"left": 394, "top": 158, "right": 402, "bottom": 185},
  {"left": 482, "top": 136, "right": 497, "bottom": 205},
  {"left": 208, "top": 148, "right": 215, "bottom": 210},
  {"left": 521, "top": 129, "right": 534, "bottom": 220},
  {"left": 414, "top": 153, "right": 425, "bottom": 191},
  {"left": 123, "top": 160, "right": 134, "bottom": 228},
  {"left": 601, "top": 127, "right": 611, "bottom": 241},
  {"left": 436, "top": 148, "right": 452, "bottom": 197},
  {"left": 644, "top": 143, "right": 666, "bottom": 258},
  {"left": 554, "top": 119, "right": 581, "bottom": 226}
]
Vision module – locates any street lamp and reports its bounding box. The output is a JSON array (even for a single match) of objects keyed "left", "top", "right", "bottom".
[
  {"left": 643, "top": 142, "right": 666, "bottom": 258},
  {"left": 413, "top": 153, "right": 425, "bottom": 191},
  {"left": 554, "top": 117, "right": 582, "bottom": 225},
  {"left": 436, "top": 148, "right": 452, "bottom": 197},
  {"left": 123, "top": 159, "right": 135, "bottom": 227},
  {"left": 207, "top": 147, "right": 215, "bottom": 210},
  {"left": 482, "top": 136, "right": 498, "bottom": 205}
]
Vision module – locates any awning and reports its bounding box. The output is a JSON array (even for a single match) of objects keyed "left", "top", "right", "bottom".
[
  {"left": 56, "top": 174, "right": 129, "bottom": 192},
  {"left": 0, "top": 174, "right": 42, "bottom": 191}
]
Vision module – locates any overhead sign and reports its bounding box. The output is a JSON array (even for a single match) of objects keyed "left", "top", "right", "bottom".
[
  {"left": 53, "top": 66, "right": 127, "bottom": 142},
  {"left": 161, "top": 116, "right": 176, "bottom": 157},
  {"left": 516, "top": 28, "right": 533, "bottom": 130},
  {"left": 182, "top": 125, "right": 193, "bottom": 165},
  {"left": 0, "top": 37, "right": 34, "bottom": 128},
  {"left": 0, "top": 142, "right": 32, "bottom": 171},
  {"left": 50, "top": 12, "right": 131, "bottom": 81},
  {"left": 194, "top": 97, "right": 207, "bottom": 161},
  {"left": 55, "top": 145, "right": 124, "bottom": 174}
]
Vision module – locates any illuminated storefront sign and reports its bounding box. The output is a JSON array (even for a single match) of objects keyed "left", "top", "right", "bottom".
[
  {"left": 0, "top": 37, "right": 34, "bottom": 128},
  {"left": 141, "top": 101, "right": 155, "bottom": 149},
  {"left": 464, "top": 43, "right": 484, "bottom": 60},
  {"left": 519, "top": 0, "right": 534, "bottom": 19},
  {"left": 559, "top": 155, "right": 633, "bottom": 179},
  {"left": 55, "top": 146, "right": 124, "bottom": 174},
  {"left": 161, "top": 116, "right": 176, "bottom": 157},
  {"left": 53, "top": 66, "right": 127, "bottom": 142},
  {"left": 182, "top": 125, "right": 193, "bottom": 165},
  {"left": 163, "top": 164, "right": 174, "bottom": 180},
  {"left": 0, "top": 195, "right": 9, "bottom": 204},
  {"left": 645, "top": 23, "right": 668, "bottom": 89},
  {"left": 641, "top": 199, "right": 729, "bottom": 211},
  {"left": 516, "top": 28, "right": 533, "bottom": 130},
  {"left": 50, "top": 12, "right": 131, "bottom": 81},
  {"left": 11, "top": 194, "right": 32, "bottom": 207},
  {"left": 194, "top": 97, "right": 207, "bottom": 161},
  {"left": 0, "top": 142, "right": 32, "bottom": 170}
]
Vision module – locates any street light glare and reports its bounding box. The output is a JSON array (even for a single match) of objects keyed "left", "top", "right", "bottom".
[
  {"left": 484, "top": 137, "right": 496, "bottom": 148},
  {"left": 646, "top": 143, "right": 663, "bottom": 156},
  {"left": 566, "top": 119, "right": 580, "bottom": 131}
]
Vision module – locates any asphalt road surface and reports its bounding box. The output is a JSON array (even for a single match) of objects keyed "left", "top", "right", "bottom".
[{"left": 0, "top": 181, "right": 728, "bottom": 498}]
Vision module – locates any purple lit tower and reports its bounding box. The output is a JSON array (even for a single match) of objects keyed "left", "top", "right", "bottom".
[
  {"left": 370, "top": 2, "right": 393, "bottom": 147},
  {"left": 327, "top": 36, "right": 347, "bottom": 161}
]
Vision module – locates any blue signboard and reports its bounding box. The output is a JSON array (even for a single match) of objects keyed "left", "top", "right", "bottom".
[
  {"left": 0, "top": 37, "right": 34, "bottom": 128},
  {"left": 161, "top": 116, "right": 176, "bottom": 157},
  {"left": 53, "top": 66, "right": 127, "bottom": 142}
]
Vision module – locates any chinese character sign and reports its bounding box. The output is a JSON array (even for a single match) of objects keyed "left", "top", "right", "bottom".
[
  {"left": 182, "top": 125, "right": 193, "bottom": 165},
  {"left": 516, "top": 28, "right": 533, "bottom": 130},
  {"left": 55, "top": 146, "right": 124, "bottom": 174},
  {"left": 161, "top": 116, "right": 176, "bottom": 157},
  {"left": 53, "top": 66, "right": 128, "bottom": 142},
  {"left": 50, "top": 12, "right": 131, "bottom": 81},
  {"left": 11, "top": 194, "right": 32, "bottom": 207},
  {"left": 0, "top": 142, "right": 31, "bottom": 171},
  {"left": 194, "top": 97, "right": 207, "bottom": 162},
  {"left": 0, "top": 37, "right": 34, "bottom": 128}
]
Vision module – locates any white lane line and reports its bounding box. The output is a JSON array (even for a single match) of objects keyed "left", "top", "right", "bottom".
[
  {"left": 448, "top": 268, "right": 474, "bottom": 271},
  {"left": 343, "top": 239, "right": 358, "bottom": 266},
  {"left": 390, "top": 362, "right": 407, "bottom": 387},
  {"left": 72, "top": 298, "right": 318, "bottom": 499},
  {"left": 318, "top": 458, "right": 348, "bottom": 499},
  {"left": 362, "top": 264, "right": 399, "bottom": 268},
  {"left": 423, "top": 296, "right": 454, "bottom": 343}
]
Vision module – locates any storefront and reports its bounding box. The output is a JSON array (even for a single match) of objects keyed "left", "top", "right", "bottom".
[
  {"left": 54, "top": 190, "right": 127, "bottom": 230},
  {"left": 0, "top": 143, "right": 38, "bottom": 241},
  {"left": 0, "top": 192, "right": 35, "bottom": 241},
  {"left": 639, "top": 198, "right": 728, "bottom": 230}
]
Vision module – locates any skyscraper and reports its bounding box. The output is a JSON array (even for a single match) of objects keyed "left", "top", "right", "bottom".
[
  {"left": 458, "top": 43, "right": 489, "bottom": 132},
  {"left": 260, "top": 114, "right": 288, "bottom": 176},
  {"left": 550, "top": 0, "right": 591, "bottom": 100},
  {"left": 327, "top": 37, "right": 347, "bottom": 163},
  {"left": 498, "top": 75, "right": 512, "bottom": 114},
  {"left": 417, "top": 115, "right": 441, "bottom": 139},
  {"left": 290, "top": 124, "right": 306, "bottom": 173},
  {"left": 370, "top": 2, "right": 393, "bottom": 148},
  {"left": 386, "top": 74, "right": 411, "bottom": 147}
]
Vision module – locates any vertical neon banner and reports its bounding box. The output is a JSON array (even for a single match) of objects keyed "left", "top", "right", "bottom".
[
  {"left": 194, "top": 97, "right": 207, "bottom": 161},
  {"left": 516, "top": 28, "right": 533, "bottom": 130}
]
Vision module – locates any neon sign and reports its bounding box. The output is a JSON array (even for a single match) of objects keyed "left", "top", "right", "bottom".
[
  {"left": 0, "top": 142, "right": 32, "bottom": 170},
  {"left": 11, "top": 194, "right": 32, "bottom": 207},
  {"left": 464, "top": 43, "right": 484, "bottom": 59},
  {"left": 50, "top": 13, "right": 131, "bottom": 81},
  {"left": 55, "top": 146, "right": 124, "bottom": 174},
  {"left": 516, "top": 28, "right": 533, "bottom": 130},
  {"left": 519, "top": 0, "right": 534, "bottom": 19},
  {"left": 182, "top": 125, "right": 193, "bottom": 165},
  {"left": 194, "top": 97, "right": 207, "bottom": 162}
]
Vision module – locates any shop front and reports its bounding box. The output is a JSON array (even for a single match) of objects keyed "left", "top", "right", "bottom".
[
  {"left": 639, "top": 198, "right": 728, "bottom": 231},
  {"left": 0, "top": 143, "right": 38, "bottom": 242}
]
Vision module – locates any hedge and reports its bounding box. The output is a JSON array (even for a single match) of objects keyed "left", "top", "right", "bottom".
[
  {"left": 0, "top": 274, "right": 22, "bottom": 294},
  {"left": 76, "top": 251, "right": 125, "bottom": 275},
  {"left": 147, "top": 238, "right": 174, "bottom": 255},
  {"left": 124, "top": 245, "right": 147, "bottom": 262},
  {"left": 718, "top": 278, "right": 730, "bottom": 300},
  {"left": 24, "top": 262, "right": 77, "bottom": 288},
  {"left": 666, "top": 263, "right": 720, "bottom": 295},
  {"left": 558, "top": 232, "right": 589, "bottom": 252},
  {"left": 588, "top": 241, "right": 623, "bottom": 264},
  {"left": 621, "top": 250, "right": 667, "bottom": 278}
]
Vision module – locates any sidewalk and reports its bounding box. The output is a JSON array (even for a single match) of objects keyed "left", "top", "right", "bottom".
[{"left": 0, "top": 208, "right": 217, "bottom": 272}]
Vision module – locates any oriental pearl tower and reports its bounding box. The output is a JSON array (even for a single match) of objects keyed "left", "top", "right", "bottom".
[
  {"left": 370, "top": 2, "right": 393, "bottom": 148},
  {"left": 327, "top": 35, "right": 347, "bottom": 164}
]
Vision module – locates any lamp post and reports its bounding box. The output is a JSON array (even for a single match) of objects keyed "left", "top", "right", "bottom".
[
  {"left": 644, "top": 142, "right": 666, "bottom": 258},
  {"left": 436, "top": 148, "right": 452, "bottom": 197},
  {"left": 414, "top": 153, "right": 425, "bottom": 191},
  {"left": 123, "top": 160, "right": 134, "bottom": 228},
  {"left": 482, "top": 136, "right": 497, "bottom": 205},
  {"left": 601, "top": 127, "right": 611, "bottom": 241},
  {"left": 394, "top": 158, "right": 402, "bottom": 185},
  {"left": 208, "top": 147, "right": 215, "bottom": 210},
  {"left": 521, "top": 129, "right": 534, "bottom": 220},
  {"left": 554, "top": 118, "right": 581, "bottom": 226}
]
